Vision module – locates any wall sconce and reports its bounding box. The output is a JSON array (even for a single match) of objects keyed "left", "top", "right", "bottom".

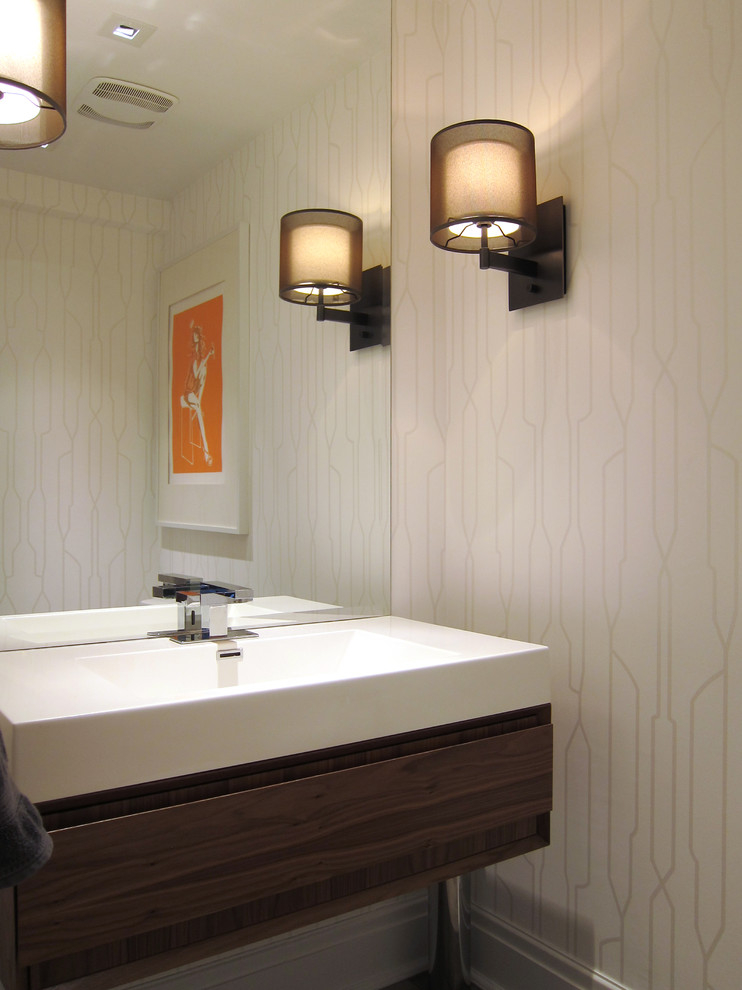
[
  {"left": 0, "top": 0, "right": 67, "bottom": 149},
  {"left": 279, "top": 209, "right": 390, "bottom": 351},
  {"left": 430, "top": 119, "right": 566, "bottom": 311}
]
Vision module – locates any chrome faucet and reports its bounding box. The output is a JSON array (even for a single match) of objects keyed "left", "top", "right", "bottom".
[{"left": 151, "top": 573, "right": 254, "bottom": 641}]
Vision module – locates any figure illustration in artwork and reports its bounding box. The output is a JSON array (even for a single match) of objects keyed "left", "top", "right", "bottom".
[{"left": 180, "top": 321, "right": 216, "bottom": 466}]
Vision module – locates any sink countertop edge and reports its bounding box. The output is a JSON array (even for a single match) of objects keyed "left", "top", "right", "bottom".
[{"left": 1, "top": 616, "right": 550, "bottom": 803}]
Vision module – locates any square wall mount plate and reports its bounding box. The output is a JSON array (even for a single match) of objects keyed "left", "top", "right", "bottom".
[
  {"left": 508, "top": 196, "right": 566, "bottom": 311},
  {"left": 350, "top": 265, "right": 390, "bottom": 351}
]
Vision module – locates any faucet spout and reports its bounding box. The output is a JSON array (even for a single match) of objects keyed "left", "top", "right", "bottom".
[{"left": 150, "top": 575, "right": 254, "bottom": 641}]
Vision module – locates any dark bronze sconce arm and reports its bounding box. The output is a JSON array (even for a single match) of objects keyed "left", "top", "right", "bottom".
[
  {"left": 314, "top": 265, "right": 390, "bottom": 350},
  {"left": 478, "top": 197, "right": 566, "bottom": 310}
]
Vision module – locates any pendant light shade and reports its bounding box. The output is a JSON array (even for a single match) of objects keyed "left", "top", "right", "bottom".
[
  {"left": 279, "top": 209, "right": 363, "bottom": 307},
  {"left": 0, "top": 0, "right": 66, "bottom": 149},
  {"left": 430, "top": 119, "right": 538, "bottom": 253}
]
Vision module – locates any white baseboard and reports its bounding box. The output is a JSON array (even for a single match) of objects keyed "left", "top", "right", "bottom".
[
  {"left": 115, "top": 891, "right": 428, "bottom": 990},
  {"left": 471, "top": 908, "right": 630, "bottom": 990},
  {"left": 2, "top": 889, "right": 636, "bottom": 990}
]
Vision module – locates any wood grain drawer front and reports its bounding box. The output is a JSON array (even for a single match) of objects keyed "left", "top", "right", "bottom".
[{"left": 17, "top": 722, "right": 552, "bottom": 965}]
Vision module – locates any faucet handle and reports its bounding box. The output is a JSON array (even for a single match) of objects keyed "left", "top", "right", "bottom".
[
  {"left": 200, "top": 585, "right": 253, "bottom": 637},
  {"left": 206, "top": 603, "right": 229, "bottom": 638}
]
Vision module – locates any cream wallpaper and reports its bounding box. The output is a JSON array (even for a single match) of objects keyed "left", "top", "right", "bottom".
[
  {"left": 0, "top": 172, "right": 167, "bottom": 613},
  {"left": 390, "top": 1, "right": 741, "bottom": 988},
  {"left": 159, "top": 47, "right": 391, "bottom": 612}
]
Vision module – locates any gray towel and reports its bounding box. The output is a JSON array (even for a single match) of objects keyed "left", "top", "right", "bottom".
[{"left": 0, "top": 729, "right": 53, "bottom": 888}]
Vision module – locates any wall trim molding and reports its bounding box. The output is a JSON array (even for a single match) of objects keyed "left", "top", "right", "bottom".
[
  {"left": 472, "top": 908, "right": 631, "bottom": 990},
  {"left": 114, "top": 891, "right": 427, "bottom": 990}
]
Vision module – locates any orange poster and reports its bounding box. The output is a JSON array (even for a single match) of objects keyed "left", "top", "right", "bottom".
[{"left": 170, "top": 295, "right": 223, "bottom": 475}]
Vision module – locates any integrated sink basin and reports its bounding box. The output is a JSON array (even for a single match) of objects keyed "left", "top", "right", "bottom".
[
  {"left": 0, "top": 616, "right": 550, "bottom": 803},
  {"left": 82, "top": 628, "right": 458, "bottom": 700}
]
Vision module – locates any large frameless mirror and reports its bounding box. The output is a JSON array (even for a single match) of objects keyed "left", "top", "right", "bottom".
[{"left": 0, "top": 0, "right": 391, "bottom": 647}]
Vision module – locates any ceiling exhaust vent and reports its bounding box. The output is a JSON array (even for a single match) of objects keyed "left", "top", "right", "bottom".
[{"left": 74, "top": 77, "right": 178, "bottom": 129}]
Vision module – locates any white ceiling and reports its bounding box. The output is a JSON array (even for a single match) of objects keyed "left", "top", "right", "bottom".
[{"left": 0, "top": 0, "right": 389, "bottom": 200}]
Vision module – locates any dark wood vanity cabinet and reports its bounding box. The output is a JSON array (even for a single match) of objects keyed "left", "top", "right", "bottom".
[{"left": 0, "top": 704, "right": 552, "bottom": 990}]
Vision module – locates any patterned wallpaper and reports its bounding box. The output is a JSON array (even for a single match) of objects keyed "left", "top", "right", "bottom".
[
  {"left": 390, "top": 1, "right": 740, "bottom": 988},
  {"left": 0, "top": 172, "right": 167, "bottom": 613},
  {"left": 160, "top": 46, "right": 391, "bottom": 611}
]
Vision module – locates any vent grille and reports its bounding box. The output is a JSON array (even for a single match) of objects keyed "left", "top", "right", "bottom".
[
  {"left": 91, "top": 80, "right": 174, "bottom": 113},
  {"left": 77, "top": 104, "right": 154, "bottom": 129},
  {"left": 73, "top": 77, "right": 178, "bottom": 129}
]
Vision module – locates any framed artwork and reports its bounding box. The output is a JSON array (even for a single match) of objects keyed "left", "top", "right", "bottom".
[{"left": 157, "top": 225, "right": 250, "bottom": 533}]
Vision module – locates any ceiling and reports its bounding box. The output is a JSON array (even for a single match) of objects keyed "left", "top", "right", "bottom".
[{"left": 0, "top": 0, "right": 389, "bottom": 200}]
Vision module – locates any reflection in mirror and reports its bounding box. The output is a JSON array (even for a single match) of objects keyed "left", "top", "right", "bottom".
[{"left": 0, "top": 0, "right": 391, "bottom": 630}]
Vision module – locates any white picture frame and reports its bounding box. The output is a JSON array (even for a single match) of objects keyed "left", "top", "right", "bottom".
[{"left": 157, "top": 225, "right": 250, "bottom": 534}]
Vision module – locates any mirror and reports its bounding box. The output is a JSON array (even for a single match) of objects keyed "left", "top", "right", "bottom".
[{"left": 0, "top": 0, "right": 391, "bottom": 629}]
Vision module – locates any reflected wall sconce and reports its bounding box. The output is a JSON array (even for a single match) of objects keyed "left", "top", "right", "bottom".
[
  {"left": 279, "top": 209, "right": 390, "bottom": 351},
  {"left": 0, "top": 0, "right": 67, "bottom": 149},
  {"left": 430, "top": 119, "right": 566, "bottom": 311}
]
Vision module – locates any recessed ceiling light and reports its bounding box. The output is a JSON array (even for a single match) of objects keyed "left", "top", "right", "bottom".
[
  {"left": 99, "top": 14, "right": 156, "bottom": 48},
  {"left": 112, "top": 23, "right": 140, "bottom": 40}
]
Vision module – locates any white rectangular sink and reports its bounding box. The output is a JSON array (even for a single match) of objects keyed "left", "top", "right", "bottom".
[
  {"left": 0, "top": 616, "right": 549, "bottom": 803},
  {"left": 81, "top": 629, "right": 458, "bottom": 700}
]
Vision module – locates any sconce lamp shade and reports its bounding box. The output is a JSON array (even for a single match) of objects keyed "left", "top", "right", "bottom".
[
  {"left": 0, "top": 0, "right": 66, "bottom": 149},
  {"left": 279, "top": 209, "right": 364, "bottom": 306},
  {"left": 430, "top": 119, "right": 538, "bottom": 253}
]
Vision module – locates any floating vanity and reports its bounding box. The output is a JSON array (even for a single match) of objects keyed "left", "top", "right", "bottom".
[{"left": 0, "top": 616, "right": 552, "bottom": 990}]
